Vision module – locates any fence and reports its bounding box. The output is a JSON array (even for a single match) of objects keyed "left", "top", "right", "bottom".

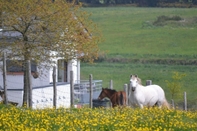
[
  {"left": 1, "top": 54, "right": 194, "bottom": 110},
  {"left": 0, "top": 52, "right": 104, "bottom": 108},
  {"left": 74, "top": 80, "right": 102, "bottom": 104}
]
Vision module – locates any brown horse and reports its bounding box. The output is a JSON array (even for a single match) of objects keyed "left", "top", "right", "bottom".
[{"left": 98, "top": 88, "right": 127, "bottom": 107}]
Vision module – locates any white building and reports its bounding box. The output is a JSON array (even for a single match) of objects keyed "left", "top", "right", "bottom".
[
  {"left": 0, "top": 28, "right": 80, "bottom": 109},
  {"left": 0, "top": 59, "right": 80, "bottom": 109}
]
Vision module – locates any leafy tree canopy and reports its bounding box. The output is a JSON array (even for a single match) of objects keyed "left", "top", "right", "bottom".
[{"left": 0, "top": 0, "right": 101, "bottom": 66}]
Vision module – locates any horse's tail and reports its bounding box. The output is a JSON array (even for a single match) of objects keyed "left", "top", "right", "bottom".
[
  {"left": 162, "top": 98, "right": 170, "bottom": 109},
  {"left": 119, "top": 92, "right": 123, "bottom": 106}
]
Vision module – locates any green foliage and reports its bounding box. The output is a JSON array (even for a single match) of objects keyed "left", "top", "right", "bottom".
[{"left": 165, "top": 72, "right": 186, "bottom": 100}]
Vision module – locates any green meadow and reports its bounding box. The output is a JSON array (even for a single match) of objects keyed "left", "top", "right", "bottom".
[{"left": 80, "top": 7, "right": 197, "bottom": 106}]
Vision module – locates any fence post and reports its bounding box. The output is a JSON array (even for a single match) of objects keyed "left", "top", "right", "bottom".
[
  {"left": 70, "top": 71, "right": 74, "bottom": 108},
  {"left": 124, "top": 84, "right": 128, "bottom": 106},
  {"left": 109, "top": 80, "right": 113, "bottom": 107},
  {"left": 89, "top": 74, "right": 93, "bottom": 108},
  {"left": 109, "top": 80, "right": 113, "bottom": 89},
  {"left": 128, "top": 82, "right": 131, "bottom": 106},
  {"left": 3, "top": 52, "right": 8, "bottom": 105},
  {"left": 171, "top": 99, "right": 175, "bottom": 109},
  {"left": 146, "top": 80, "right": 152, "bottom": 85},
  {"left": 53, "top": 66, "right": 57, "bottom": 108},
  {"left": 23, "top": 60, "right": 28, "bottom": 107},
  {"left": 183, "top": 92, "right": 187, "bottom": 111},
  {"left": 27, "top": 60, "right": 32, "bottom": 108}
]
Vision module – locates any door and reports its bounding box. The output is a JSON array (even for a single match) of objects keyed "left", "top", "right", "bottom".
[{"left": 57, "top": 59, "right": 67, "bottom": 82}]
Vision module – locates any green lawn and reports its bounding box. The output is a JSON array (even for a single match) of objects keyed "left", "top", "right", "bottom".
[
  {"left": 80, "top": 7, "right": 197, "bottom": 106},
  {"left": 82, "top": 7, "right": 197, "bottom": 56}
]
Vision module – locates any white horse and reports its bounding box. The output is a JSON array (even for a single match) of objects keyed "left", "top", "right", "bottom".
[{"left": 128, "top": 75, "right": 170, "bottom": 109}]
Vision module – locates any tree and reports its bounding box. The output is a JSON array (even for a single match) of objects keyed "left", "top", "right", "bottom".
[
  {"left": 0, "top": 0, "right": 101, "bottom": 106},
  {"left": 165, "top": 71, "right": 186, "bottom": 100}
]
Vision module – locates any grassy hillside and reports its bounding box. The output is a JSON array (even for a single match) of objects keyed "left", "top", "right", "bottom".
[
  {"left": 82, "top": 7, "right": 197, "bottom": 57},
  {"left": 80, "top": 7, "right": 197, "bottom": 105}
]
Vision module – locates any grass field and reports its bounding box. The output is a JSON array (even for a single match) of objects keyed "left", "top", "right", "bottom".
[
  {"left": 80, "top": 7, "right": 197, "bottom": 105},
  {"left": 82, "top": 7, "right": 197, "bottom": 56}
]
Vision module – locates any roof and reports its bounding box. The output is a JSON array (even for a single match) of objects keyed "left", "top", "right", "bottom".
[{"left": 0, "top": 28, "right": 22, "bottom": 42}]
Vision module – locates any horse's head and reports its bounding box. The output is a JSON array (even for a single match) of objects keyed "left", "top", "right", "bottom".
[
  {"left": 98, "top": 88, "right": 116, "bottom": 100},
  {"left": 130, "top": 74, "right": 140, "bottom": 91},
  {"left": 98, "top": 88, "right": 107, "bottom": 100}
]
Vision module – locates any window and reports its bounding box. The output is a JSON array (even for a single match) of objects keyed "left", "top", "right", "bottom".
[{"left": 6, "top": 60, "right": 37, "bottom": 72}]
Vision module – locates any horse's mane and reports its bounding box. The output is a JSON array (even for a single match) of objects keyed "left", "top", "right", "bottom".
[
  {"left": 137, "top": 77, "right": 142, "bottom": 85},
  {"left": 104, "top": 88, "right": 117, "bottom": 93},
  {"left": 131, "top": 75, "right": 142, "bottom": 85}
]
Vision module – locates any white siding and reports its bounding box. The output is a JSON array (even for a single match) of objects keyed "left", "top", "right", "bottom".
[
  {"left": 5, "top": 83, "right": 70, "bottom": 109},
  {"left": 32, "top": 84, "right": 70, "bottom": 109},
  {"left": 0, "top": 68, "right": 50, "bottom": 90},
  {"left": 67, "top": 60, "right": 80, "bottom": 83},
  {"left": 0, "top": 59, "right": 80, "bottom": 89}
]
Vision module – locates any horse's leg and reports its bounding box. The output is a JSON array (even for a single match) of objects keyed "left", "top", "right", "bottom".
[
  {"left": 153, "top": 102, "right": 158, "bottom": 108},
  {"left": 119, "top": 92, "right": 123, "bottom": 106},
  {"left": 124, "top": 96, "right": 127, "bottom": 107},
  {"left": 139, "top": 104, "right": 143, "bottom": 109},
  {"left": 114, "top": 95, "right": 118, "bottom": 107},
  {"left": 155, "top": 101, "right": 163, "bottom": 109}
]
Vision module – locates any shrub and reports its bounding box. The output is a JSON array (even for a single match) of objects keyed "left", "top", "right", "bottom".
[{"left": 153, "top": 15, "right": 183, "bottom": 26}]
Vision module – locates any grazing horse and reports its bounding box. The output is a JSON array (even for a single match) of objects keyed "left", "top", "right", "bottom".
[
  {"left": 98, "top": 88, "right": 127, "bottom": 107},
  {"left": 129, "top": 75, "right": 170, "bottom": 109}
]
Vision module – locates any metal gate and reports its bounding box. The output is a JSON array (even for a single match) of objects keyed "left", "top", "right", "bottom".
[{"left": 74, "top": 80, "right": 102, "bottom": 104}]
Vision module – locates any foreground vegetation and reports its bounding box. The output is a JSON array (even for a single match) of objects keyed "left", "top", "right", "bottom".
[{"left": 0, "top": 105, "right": 197, "bottom": 131}]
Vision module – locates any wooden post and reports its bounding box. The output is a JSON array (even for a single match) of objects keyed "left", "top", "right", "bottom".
[
  {"left": 89, "top": 74, "right": 93, "bottom": 108},
  {"left": 128, "top": 82, "right": 131, "bottom": 106},
  {"left": 124, "top": 84, "right": 128, "bottom": 106},
  {"left": 70, "top": 70, "right": 74, "bottom": 108},
  {"left": 23, "top": 60, "right": 28, "bottom": 107},
  {"left": 146, "top": 80, "right": 152, "bottom": 86},
  {"left": 171, "top": 99, "right": 175, "bottom": 109},
  {"left": 3, "top": 52, "right": 8, "bottom": 105},
  {"left": 27, "top": 60, "right": 32, "bottom": 108},
  {"left": 53, "top": 66, "right": 57, "bottom": 108},
  {"left": 109, "top": 80, "right": 113, "bottom": 107},
  {"left": 109, "top": 80, "right": 113, "bottom": 89},
  {"left": 183, "top": 92, "right": 187, "bottom": 111}
]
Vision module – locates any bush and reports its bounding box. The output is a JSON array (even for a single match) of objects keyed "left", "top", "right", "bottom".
[{"left": 153, "top": 15, "right": 183, "bottom": 26}]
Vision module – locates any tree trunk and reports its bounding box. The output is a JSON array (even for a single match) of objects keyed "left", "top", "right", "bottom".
[{"left": 22, "top": 61, "right": 28, "bottom": 107}]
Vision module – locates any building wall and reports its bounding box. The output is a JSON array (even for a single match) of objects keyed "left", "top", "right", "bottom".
[
  {"left": 0, "top": 59, "right": 79, "bottom": 109},
  {"left": 4, "top": 83, "right": 70, "bottom": 109},
  {"left": 67, "top": 59, "right": 80, "bottom": 83},
  {"left": 0, "top": 66, "right": 51, "bottom": 90},
  {"left": 5, "top": 90, "right": 23, "bottom": 106},
  {"left": 0, "top": 59, "right": 80, "bottom": 89},
  {"left": 32, "top": 84, "right": 70, "bottom": 109}
]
